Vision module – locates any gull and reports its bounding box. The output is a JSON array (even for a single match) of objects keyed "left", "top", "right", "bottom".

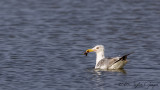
[{"left": 84, "top": 45, "right": 132, "bottom": 70}]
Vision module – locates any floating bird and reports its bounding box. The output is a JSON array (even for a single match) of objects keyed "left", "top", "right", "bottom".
[{"left": 84, "top": 45, "right": 132, "bottom": 70}]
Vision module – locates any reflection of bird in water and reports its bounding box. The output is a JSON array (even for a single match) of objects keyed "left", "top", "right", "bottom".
[
  {"left": 88, "top": 68, "right": 127, "bottom": 90},
  {"left": 84, "top": 45, "right": 132, "bottom": 70},
  {"left": 95, "top": 69, "right": 127, "bottom": 74}
]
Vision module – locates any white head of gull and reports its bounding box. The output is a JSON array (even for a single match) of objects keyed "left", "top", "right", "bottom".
[{"left": 84, "top": 45, "right": 132, "bottom": 70}]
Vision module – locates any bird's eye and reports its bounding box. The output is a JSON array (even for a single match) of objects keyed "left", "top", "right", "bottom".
[{"left": 96, "top": 47, "right": 99, "bottom": 49}]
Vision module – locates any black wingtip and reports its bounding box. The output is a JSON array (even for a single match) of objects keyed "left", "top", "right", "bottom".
[{"left": 120, "top": 52, "right": 134, "bottom": 60}]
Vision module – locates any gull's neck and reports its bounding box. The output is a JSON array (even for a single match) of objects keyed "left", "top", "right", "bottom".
[{"left": 95, "top": 50, "right": 105, "bottom": 67}]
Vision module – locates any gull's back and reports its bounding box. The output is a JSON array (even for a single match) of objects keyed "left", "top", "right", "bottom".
[{"left": 95, "top": 56, "right": 128, "bottom": 69}]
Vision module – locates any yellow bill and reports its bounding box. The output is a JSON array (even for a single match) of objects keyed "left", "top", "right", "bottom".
[{"left": 84, "top": 49, "right": 94, "bottom": 56}]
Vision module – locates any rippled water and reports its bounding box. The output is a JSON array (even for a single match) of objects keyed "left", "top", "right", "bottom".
[{"left": 0, "top": 0, "right": 160, "bottom": 90}]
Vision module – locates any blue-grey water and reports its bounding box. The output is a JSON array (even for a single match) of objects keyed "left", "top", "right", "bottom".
[{"left": 0, "top": 0, "right": 160, "bottom": 90}]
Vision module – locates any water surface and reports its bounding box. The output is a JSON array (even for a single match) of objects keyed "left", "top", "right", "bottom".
[{"left": 0, "top": 0, "right": 160, "bottom": 90}]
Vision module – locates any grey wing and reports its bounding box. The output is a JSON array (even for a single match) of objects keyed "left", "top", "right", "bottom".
[
  {"left": 108, "top": 53, "right": 132, "bottom": 66},
  {"left": 107, "top": 57, "right": 121, "bottom": 67},
  {"left": 96, "top": 57, "right": 120, "bottom": 69},
  {"left": 96, "top": 53, "right": 132, "bottom": 69},
  {"left": 96, "top": 59, "right": 107, "bottom": 67}
]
